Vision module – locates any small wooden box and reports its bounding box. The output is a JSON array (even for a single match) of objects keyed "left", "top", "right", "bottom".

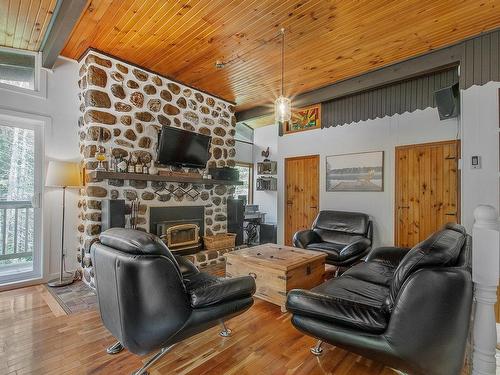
[{"left": 225, "top": 244, "right": 326, "bottom": 312}]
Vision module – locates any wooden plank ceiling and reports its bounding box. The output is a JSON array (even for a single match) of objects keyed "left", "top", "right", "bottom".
[
  {"left": 0, "top": 0, "right": 59, "bottom": 51},
  {"left": 62, "top": 0, "right": 500, "bottom": 111}
]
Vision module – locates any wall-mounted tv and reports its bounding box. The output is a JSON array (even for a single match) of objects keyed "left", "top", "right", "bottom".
[{"left": 157, "top": 126, "right": 212, "bottom": 168}]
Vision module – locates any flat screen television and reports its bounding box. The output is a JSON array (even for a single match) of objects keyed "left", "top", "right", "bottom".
[{"left": 157, "top": 126, "right": 212, "bottom": 168}]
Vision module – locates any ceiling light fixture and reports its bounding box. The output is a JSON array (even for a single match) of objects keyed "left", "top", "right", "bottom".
[{"left": 275, "top": 28, "right": 291, "bottom": 123}]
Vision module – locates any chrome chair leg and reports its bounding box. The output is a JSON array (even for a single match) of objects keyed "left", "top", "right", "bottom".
[
  {"left": 219, "top": 321, "right": 232, "bottom": 337},
  {"left": 106, "top": 341, "right": 124, "bottom": 355},
  {"left": 132, "top": 344, "right": 176, "bottom": 375},
  {"left": 310, "top": 340, "right": 324, "bottom": 356}
]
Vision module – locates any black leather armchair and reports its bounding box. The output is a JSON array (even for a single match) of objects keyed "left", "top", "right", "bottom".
[
  {"left": 91, "top": 228, "right": 256, "bottom": 375},
  {"left": 287, "top": 223, "right": 472, "bottom": 375},
  {"left": 293, "top": 210, "right": 373, "bottom": 269}
]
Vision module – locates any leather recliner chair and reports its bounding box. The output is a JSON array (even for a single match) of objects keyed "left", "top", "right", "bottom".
[
  {"left": 286, "top": 223, "right": 472, "bottom": 375},
  {"left": 91, "top": 228, "right": 256, "bottom": 375},
  {"left": 293, "top": 210, "right": 373, "bottom": 269}
]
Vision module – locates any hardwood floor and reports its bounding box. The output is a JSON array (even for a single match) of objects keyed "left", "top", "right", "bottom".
[{"left": 0, "top": 285, "right": 396, "bottom": 375}]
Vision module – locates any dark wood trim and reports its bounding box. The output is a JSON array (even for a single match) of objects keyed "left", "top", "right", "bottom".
[
  {"left": 89, "top": 171, "right": 243, "bottom": 185},
  {"left": 41, "top": 0, "right": 87, "bottom": 69},
  {"left": 78, "top": 48, "right": 236, "bottom": 105},
  {"left": 235, "top": 161, "right": 254, "bottom": 204}
]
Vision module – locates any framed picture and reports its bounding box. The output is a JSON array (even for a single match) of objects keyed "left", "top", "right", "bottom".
[
  {"left": 326, "top": 151, "right": 384, "bottom": 192},
  {"left": 283, "top": 104, "right": 321, "bottom": 134}
]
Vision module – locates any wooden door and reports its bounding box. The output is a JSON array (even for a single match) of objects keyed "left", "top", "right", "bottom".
[
  {"left": 285, "top": 155, "right": 319, "bottom": 246},
  {"left": 395, "top": 140, "right": 460, "bottom": 247}
]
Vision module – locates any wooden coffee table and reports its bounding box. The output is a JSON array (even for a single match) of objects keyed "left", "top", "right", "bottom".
[{"left": 225, "top": 244, "right": 327, "bottom": 312}]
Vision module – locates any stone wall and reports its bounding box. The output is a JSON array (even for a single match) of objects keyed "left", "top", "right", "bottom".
[{"left": 77, "top": 50, "right": 237, "bottom": 286}]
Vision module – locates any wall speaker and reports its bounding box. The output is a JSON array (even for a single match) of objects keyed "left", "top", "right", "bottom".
[
  {"left": 101, "top": 199, "right": 126, "bottom": 231},
  {"left": 434, "top": 83, "right": 459, "bottom": 120}
]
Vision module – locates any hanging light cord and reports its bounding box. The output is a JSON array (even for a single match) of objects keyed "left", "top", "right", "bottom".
[{"left": 280, "top": 28, "right": 285, "bottom": 97}]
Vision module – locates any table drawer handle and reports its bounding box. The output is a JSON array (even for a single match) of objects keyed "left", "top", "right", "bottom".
[{"left": 249, "top": 272, "right": 257, "bottom": 279}]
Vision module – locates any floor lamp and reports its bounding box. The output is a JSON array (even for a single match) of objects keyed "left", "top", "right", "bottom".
[{"left": 46, "top": 161, "right": 81, "bottom": 287}]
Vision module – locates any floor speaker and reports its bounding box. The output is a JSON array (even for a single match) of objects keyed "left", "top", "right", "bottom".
[
  {"left": 259, "top": 223, "right": 277, "bottom": 244},
  {"left": 227, "top": 198, "right": 244, "bottom": 246},
  {"left": 102, "top": 199, "right": 126, "bottom": 231}
]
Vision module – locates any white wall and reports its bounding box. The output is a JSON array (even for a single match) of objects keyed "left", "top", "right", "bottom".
[
  {"left": 0, "top": 57, "right": 80, "bottom": 279},
  {"left": 254, "top": 107, "right": 458, "bottom": 247},
  {"left": 253, "top": 125, "right": 278, "bottom": 223},
  {"left": 461, "top": 82, "right": 500, "bottom": 232}
]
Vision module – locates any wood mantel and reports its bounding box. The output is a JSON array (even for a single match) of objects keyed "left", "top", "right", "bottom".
[{"left": 88, "top": 171, "right": 243, "bottom": 186}]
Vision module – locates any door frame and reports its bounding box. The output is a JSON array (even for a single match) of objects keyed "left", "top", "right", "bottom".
[
  {"left": 284, "top": 154, "right": 320, "bottom": 246},
  {"left": 0, "top": 108, "right": 46, "bottom": 288},
  {"left": 394, "top": 139, "right": 461, "bottom": 246}
]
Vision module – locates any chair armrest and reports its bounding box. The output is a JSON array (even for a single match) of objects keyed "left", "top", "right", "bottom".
[
  {"left": 175, "top": 255, "right": 199, "bottom": 278},
  {"left": 339, "top": 237, "right": 372, "bottom": 258},
  {"left": 293, "top": 229, "right": 321, "bottom": 248},
  {"left": 190, "top": 276, "right": 256, "bottom": 308},
  {"left": 365, "top": 246, "right": 410, "bottom": 266}
]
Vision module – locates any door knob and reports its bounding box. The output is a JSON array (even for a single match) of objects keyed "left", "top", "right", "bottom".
[
  {"left": 287, "top": 200, "right": 293, "bottom": 205},
  {"left": 445, "top": 212, "right": 457, "bottom": 216}
]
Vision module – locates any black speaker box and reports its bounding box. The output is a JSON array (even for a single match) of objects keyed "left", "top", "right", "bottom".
[
  {"left": 227, "top": 197, "right": 244, "bottom": 246},
  {"left": 209, "top": 167, "right": 239, "bottom": 181},
  {"left": 434, "top": 83, "right": 459, "bottom": 120},
  {"left": 101, "top": 199, "right": 126, "bottom": 231},
  {"left": 259, "top": 223, "right": 277, "bottom": 244}
]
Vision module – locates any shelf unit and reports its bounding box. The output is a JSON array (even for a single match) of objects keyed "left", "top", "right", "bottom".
[
  {"left": 257, "top": 161, "right": 277, "bottom": 175},
  {"left": 88, "top": 171, "right": 243, "bottom": 185}
]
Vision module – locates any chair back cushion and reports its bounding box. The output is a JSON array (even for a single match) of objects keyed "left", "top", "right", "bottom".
[
  {"left": 313, "top": 210, "right": 370, "bottom": 235},
  {"left": 386, "top": 223, "right": 467, "bottom": 311},
  {"left": 312, "top": 211, "right": 370, "bottom": 243},
  {"left": 99, "top": 227, "right": 180, "bottom": 275}
]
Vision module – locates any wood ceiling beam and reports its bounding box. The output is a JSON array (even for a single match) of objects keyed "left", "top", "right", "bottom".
[
  {"left": 41, "top": 0, "right": 87, "bottom": 69},
  {"left": 236, "top": 42, "right": 464, "bottom": 123}
]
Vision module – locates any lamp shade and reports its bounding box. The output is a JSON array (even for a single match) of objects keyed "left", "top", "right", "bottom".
[
  {"left": 46, "top": 161, "right": 81, "bottom": 188},
  {"left": 275, "top": 95, "right": 291, "bottom": 123}
]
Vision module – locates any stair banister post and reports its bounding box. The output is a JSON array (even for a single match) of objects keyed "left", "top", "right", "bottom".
[{"left": 472, "top": 205, "right": 500, "bottom": 375}]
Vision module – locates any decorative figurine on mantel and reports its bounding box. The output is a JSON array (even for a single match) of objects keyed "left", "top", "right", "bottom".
[
  {"left": 95, "top": 145, "right": 107, "bottom": 171},
  {"left": 261, "top": 146, "right": 270, "bottom": 162},
  {"left": 149, "top": 160, "right": 158, "bottom": 175}
]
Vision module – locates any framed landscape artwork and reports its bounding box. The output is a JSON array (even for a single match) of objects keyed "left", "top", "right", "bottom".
[
  {"left": 326, "top": 151, "right": 384, "bottom": 192},
  {"left": 283, "top": 104, "right": 321, "bottom": 134}
]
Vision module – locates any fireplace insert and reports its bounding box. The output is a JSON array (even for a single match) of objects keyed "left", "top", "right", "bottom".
[{"left": 149, "top": 206, "right": 205, "bottom": 254}]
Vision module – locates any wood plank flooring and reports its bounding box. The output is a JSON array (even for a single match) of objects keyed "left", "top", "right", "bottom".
[{"left": 0, "top": 285, "right": 397, "bottom": 375}]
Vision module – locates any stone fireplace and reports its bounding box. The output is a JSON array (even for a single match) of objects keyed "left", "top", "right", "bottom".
[{"left": 76, "top": 50, "right": 237, "bottom": 287}]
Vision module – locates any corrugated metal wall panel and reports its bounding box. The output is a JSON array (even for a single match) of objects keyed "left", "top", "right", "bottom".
[
  {"left": 322, "top": 68, "right": 458, "bottom": 128},
  {"left": 461, "top": 29, "right": 500, "bottom": 88}
]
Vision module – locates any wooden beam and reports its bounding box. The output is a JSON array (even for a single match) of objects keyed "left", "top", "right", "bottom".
[
  {"left": 41, "top": 0, "right": 88, "bottom": 69},
  {"left": 236, "top": 43, "right": 463, "bottom": 123}
]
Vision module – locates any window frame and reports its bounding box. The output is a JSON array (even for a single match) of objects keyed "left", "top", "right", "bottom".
[
  {"left": 235, "top": 161, "right": 254, "bottom": 205},
  {"left": 0, "top": 46, "right": 46, "bottom": 98}
]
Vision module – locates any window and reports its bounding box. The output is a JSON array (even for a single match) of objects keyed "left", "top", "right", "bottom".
[
  {"left": 235, "top": 122, "right": 254, "bottom": 143},
  {"left": 0, "top": 48, "right": 37, "bottom": 90},
  {"left": 234, "top": 162, "right": 253, "bottom": 204}
]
